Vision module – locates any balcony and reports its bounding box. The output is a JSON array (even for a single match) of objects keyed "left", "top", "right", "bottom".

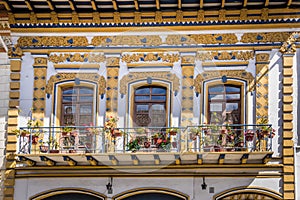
[{"left": 16, "top": 124, "right": 275, "bottom": 167}]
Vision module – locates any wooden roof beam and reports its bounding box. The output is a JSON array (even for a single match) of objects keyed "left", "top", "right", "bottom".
[
  {"left": 68, "top": 0, "right": 75, "bottom": 11},
  {"left": 287, "top": 0, "right": 293, "bottom": 7},
  {"left": 265, "top": 0, "right": 269, "bottom": 7},
  {"left": 25, "top": 0, "right": 33, "bottom": 11},
  {"left": 91, "top": 0, "right": 97, "bottom": 11},
  {"left": 218, "top": 154, "right": 225, "bottom": 164},
  {"left": 40, "top": 156, "right": 56, "bottom": 166},
  {"left": 221, "top": 0, "right": 225, "bottom": 8},
  {"left": 47, "top": 0, "right": 54, "bottom": 10},
  {"left": 0, "top": 0, "right": 11, "bottom": 11},
  {"left": 241, "top": 153, "right": 249, "bottom": 164},
  {"left": 19, "top": 156, "right": 36, "bottom": 166},
  {"left": 63, "top": 156, "right": 77, "bottom": 166},
  {"left": 200, "top": 0, "right": 204, "bottom": 9},
  {"left": 109, "top": 155, "right": 118, "bottom": 165},
  {"left": 134, "top": 0, "right": 139, "bottom": 11},
  {"left": 112, "top": 0, "right": 118, "bottom": 11},
  {"left": 156, "top": 0, "right": 160, "bottom": 10},
  {"left": 86, "top": 155, "right": 98, "bottom": 166}
]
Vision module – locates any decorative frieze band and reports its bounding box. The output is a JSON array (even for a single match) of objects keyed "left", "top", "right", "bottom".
[
  {"left": 194, "top": 70, "right": 254, "bottom": 94},
  {"left": 119, "top": 72, "right": 180, "bottom": 95},
  {"left": 121, "top": 53, "right": 180, "bottom": 64},
  {"left": 49, "top": 53, "right": 105, "bottom": 64},
  {"left": 46, "top": 73, "right": 106, "bottom": 95},
  {"left": 196, "top": 51, "right": 254, "bottom": 61}
]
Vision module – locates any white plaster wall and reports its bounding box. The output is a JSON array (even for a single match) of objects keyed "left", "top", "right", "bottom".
[
  {"left": 0, "top": 55, "right": 10, "bottom": 199},
  {"left": 14, "top": 176, "right": 281, "bottom": 200},
  {"left": 18, "top": 53, "right": 34, "bottom": 127},
  {"left": 269, "top": 51, "right": 282, "bottom": 157},
  {"left": 296, "top": 147, "right": 300, "bottom": 200}
]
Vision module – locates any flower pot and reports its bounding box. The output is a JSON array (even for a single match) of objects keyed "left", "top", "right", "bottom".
[
  {"left": 169, "top": 131, "right": 177, "bottom": 136},
  {"left": 69, "top": 149, "right": 76, "bottom": 153},
  {"left": 39, "top": 145, "right": 49, "bottom": 153},
  {"left": 113, "top": 129, "right": 122, "bottom": 137},
  {"left": 144, "top": 141, "right": 151, "bottom": 148},
  {"left": 50, "top": 149, "right": 59, "bottom": 153},
  {"left": 31, "top": 136, "right": 39, "bottom": 144}
]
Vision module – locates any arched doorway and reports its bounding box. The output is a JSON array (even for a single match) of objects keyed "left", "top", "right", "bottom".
[
  {"left": 114, "top": 188, "right": 188, "bottom": 200},
  {"left": 30, "top": 188, "right": 106, "bottom": 200},
  {"left": 214, "top": 187, "right": 282, "bottom": 200}
]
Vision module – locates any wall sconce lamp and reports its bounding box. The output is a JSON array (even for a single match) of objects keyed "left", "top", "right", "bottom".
[
  {"left": 201, "top": 177, "right": 207, "bottom": 190},
  {"left": 106, "top": 177, "right": 113, "bottom": 194}
]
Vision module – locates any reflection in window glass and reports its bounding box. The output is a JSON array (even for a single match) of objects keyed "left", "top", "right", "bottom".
[
  {"left": 80, "top": 105, "right": 92, "bottom": 114},
  {"left": 151, "top": 96, "right": 166, "bottom": 101},
  {"left": 135, "top": 88, "right": 150, "bottom": 94},
  {"left": 80, "top": 88, "right": 93, "bottom": 94},
  {"left": 135, "top": 96, "right": 151, "bottom": 101},
  {"left": 80, "top": 96, "right": 93, "bottom": 102},
  {"left": 152, "top": 87, "right": 166, "bottom": 94},
  {"left": 137, "top": 105, "right": 149, "bottom": 112}
]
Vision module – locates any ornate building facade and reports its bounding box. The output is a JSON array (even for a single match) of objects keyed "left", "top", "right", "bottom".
[{"left": 0, "top": 0, "right": 299, "bottom": 199}]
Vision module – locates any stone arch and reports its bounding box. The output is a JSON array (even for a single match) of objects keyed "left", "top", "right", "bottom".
[
  {"left": 214, "top": 186, "right": 282, "bottom": 200},
  {"left": 30, "top": 188, "right": 106, "bottom": 200},
  {"left": 113, "top": 187, "right": 189, "bottom": 200}
]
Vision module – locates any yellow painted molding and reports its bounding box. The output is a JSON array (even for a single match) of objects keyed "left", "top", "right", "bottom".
[
  {"left": 4, "top": 170, "right": 15, "bottom": 179},
  {"left": 127, "top": 63, "right": 173, "bottom": 68},
  {"left": 283, "top": 166, "right": 294, "bottom": 173},
  {"left": 5, "top": 161, "right": 16, "bottom": 169},
  {"left": 283, "top": 122, "right": 293, "bottom": 130},
  {"left": 7, "top": 135, "right": 17, "bottom": 143},
  {"left": 9, "top": 100, "right": 19, "bottom": 108},
  {"left": 3, "top": 197, "right": 13, "bottom": 200},
  {"left": 4, "top": 188, "right": 14, "bottom": 196},
  {"left": 4, "top": 179, "right": 15, "bottom": 186},
  {"left": 6, "top": 153, "right": 16, "bottom": 160},
  {"left": 10, "top": 60, "right": 21, "bottom": 72},
  {"left": 283, "top": 148, "right": 294, "bottom": 156},
  {"left": 283, "top": 157, "right": 294, "bottom": 165},
  {"left": 202, "top": 61, "right": 249, "bottom": 67},
  {"left": 283, "top": 114, "right": 293, "bottom": 121},
  {"left": 9, "top": 91, "right": 20, "bottom": 99},
  {"left": 7, "top": 118, "right": 17, "bottom": 125},
  {"left": 283, "top": 68, "right": 293, "bottom": 76},
  {"left": 283, "top": 96, "right": 293, "bottom": 103},
  {"left": 283, "top": 77, "right": 293, "bottom": 84},
  {"left": 283, "top": 105, "right": 293, "bottom": 112},
  {"left": 283, "top": 140, "right": 294, "bottom": 147},
  {"left": 54, "top": 64, "right": 100, "bottom": 69},
  {"left": 283, "top": 183, "right": 295, "bottom": 191},
  {"left": 7, "top": 126, "right": 17, "bottom": 134},
  {"left": 7, "top": 109, "right": 19, "bottom": 117},
  {"left": 283, "top": 56, "right": 293, "bottom": 67},
  {"left": 10, "top": 73, "right": 20, "bottom": 80},
  {"left": 9, "top": 82, "right": 20, "bottom": 90},
  {"left": 283, "top": 131, "right": 293, "bottom": 139},
  {"left": 283, "top": 87, "right": 293, "bottom": 94},
  {"left": 283, "top": 174, "right": 294, "bottom": 182},
  {"left": 283, "top": 192, "right": 295, "bottom": 199},
  {"left": 6, "top": 144, "right": 17, "bottom": 152}
]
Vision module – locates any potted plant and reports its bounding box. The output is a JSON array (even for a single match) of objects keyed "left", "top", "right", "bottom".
[
  {"left": 61, "top": 126, "right": 75, "bottom": 136},
  {"left": 126, "top": 138, "right": 141, "bottom": 152},
  {"left": 49, "top": 136, "right": 60, "bottom": 153},
  {"left": 190, "top": 127, "right": 201, "bottom": 140},
  {"left": 104, "top": 116, "right": 119, "bottom": 136},
  {"left": 166, "top": 128, "right": 179, "bottom": 135}
]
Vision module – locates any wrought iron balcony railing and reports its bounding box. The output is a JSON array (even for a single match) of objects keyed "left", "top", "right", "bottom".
[{"left": 16, "top": 124, "right": 274, "bottom": 154}]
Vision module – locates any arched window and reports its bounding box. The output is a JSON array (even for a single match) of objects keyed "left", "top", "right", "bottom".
[
  {"left": 134, "top": 86, "right": 167, "bottom": 127},
  {"left": 207, "top": 84, "right": 242, "bottom": 124},
  {"left": 61, "top": 86, "right": 94, "bottom": 126}
]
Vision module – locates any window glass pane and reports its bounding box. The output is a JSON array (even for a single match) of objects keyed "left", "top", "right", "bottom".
[
  {"left": 226, "top": 94, "right": 240, "bottom": 100},
  {"left": 80, "top": 105, "right": 92, "bottom": 114},
  {"left": 79, "top": 116, "right": 92, "bottom": 125},
  {"left": 63, "top": 88, "right": 76, "bottom": 94},
  {"left": 63, "top": 96, "right": 76, "bottom": 102},
  {"left": 151, "top": 104, "right": 165, "bottom": 111},
  {"left": 210, "top": 112, "right": 222, "bottom": 124},
  {"left": 152, "top": 87, "right": 166, "bottom": 94},
  {"left": 208, "top": 85, "right": 224, "bottom": 93},
  {"left": 135, "top": 96, "right": 150, "bottom": 101},
  {"left": 79, "top": 88, "right": 93, "bottom": 94},
  {"left": 80, "top": 96, "right": 93, "bottom": 102},
  {"left": 226, "top": 103, "right": 239, "bottom": 112},
  {"left": 135, "top": 88, "right": 150, "bottom": 95},
  {"left": 210, "top": 103, "right": 222, "bottom": 111},
  {"left": 151, "top": 96, "right": 166, "bottom": 101},
  {"left": 226, "top": 86, "right": 240, "bottom": 93},
  {"left": 149, "top": 104, "right": 166, "bottom": 127},
  {"left": 136, "top": 105, "right": 149, "bottom": 112},
  {"left": 64, "top": 105, "right": 75, "bottom": 114},
  {"left": 209, "top": 94, "right": 223, "bottom": 100}
]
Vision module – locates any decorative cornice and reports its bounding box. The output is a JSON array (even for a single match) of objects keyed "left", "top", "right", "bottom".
[
  {"left": 122, "top": 53, "right": 180, "bottom": 64},
  {"left": 46, "top": 73, "right": 106, "bottom": 95},
  {"left": 49, "top": 53, "right": 105, "bottom": 64},
  {"left": 33, "top": 57, "right": 47, "bottom": 67},
  {"left": 120, "top": 72, "right": 180, "bottom": 95},
  {"left": 106, "top": 57, "right": 120, "bottom": 67},
  {"left": 280, "top": 32, "right": 299, "bottom": 54},
  {"left": 17, "top": 36, "right": 89, "bottom": 47},
  {"left": 166, "top": 34, "right": 238, "bottom": 45},
  {"left": 241, "top": 32, "right": 291, "bottom": 43},
  {"left": 91, "top": 35, "right": 162, "bottom": 46},
  {"left": 196, "top": 51, "right": 254, "bottom": 61},
  {"left": 194, "top": 70, "right": 254, "bottom": 93},
  {"left": 7, "top": 9, "right": 300, "bottom": 28},
  {"left": 256, "top": 53, "right": 270, "bottom": 62}
]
